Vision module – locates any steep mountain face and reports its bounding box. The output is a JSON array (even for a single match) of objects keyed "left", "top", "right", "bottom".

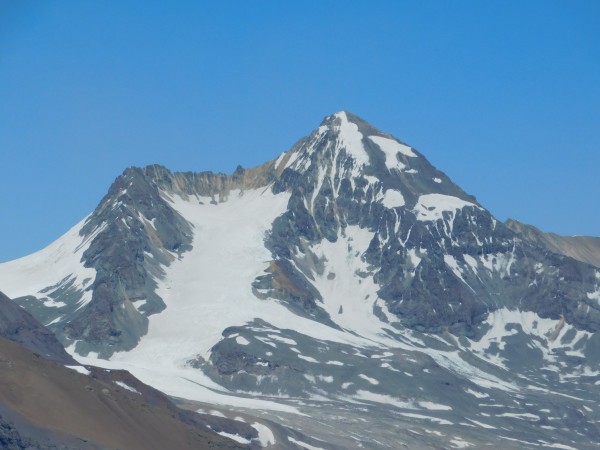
[{"left": 1, "top": 111, "right": 600, "bottom": 449}]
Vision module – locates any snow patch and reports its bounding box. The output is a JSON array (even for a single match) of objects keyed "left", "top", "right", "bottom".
[
  {"left": 418, "top": 401, "right": 452, "bottom": 411},
  {"left": 334, "top": 112, "right": 369, "bottom": 171},
  {"left": 398, "top": 412, "right": 453, "bottom": 425},
  {"left": 252, "top": 422, "right": 276, "bottom": 447},
  {"left": 449, "top": 437, "right": 473, "bottom": 448},
  {"left": 358, "top": 374, "right": 379, "bottom": 385},
  {"left": 368, "top": 135, "right": 417, "bottom": 159},
  {"left": 413, "top": 194, "right": 478, "bottom": 222},
  {"left": 297, "top": 354, "right": 319, "bottom": 363},
  {"left": 381, "top": 189, "right": 405, "bottom": 208},
  {"left": 0, "top": 216, "right": 101, "bottom": 310},
  {"left": 115, "top": 381, "right": 141, "bottom": 394},
  {"left": 288, "top": 436, "right": 325, "bottom": 450},
  {"left": 66, "top": 365, "right": 91, "bottom": 376},
  {"left": 235, "top": 336, "right": 250, "bottom": 346},
  {"left": 216, "top": 431, "right": 251, "bottom": 445}
]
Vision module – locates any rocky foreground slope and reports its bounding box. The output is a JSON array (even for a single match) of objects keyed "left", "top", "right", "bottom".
[{"left": 1, "top": 111, "right": 600, "bottom": 449}]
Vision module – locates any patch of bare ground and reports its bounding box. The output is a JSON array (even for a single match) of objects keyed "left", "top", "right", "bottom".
[{"left": 0, "top": 336, "right": 246, "bottom": 450}]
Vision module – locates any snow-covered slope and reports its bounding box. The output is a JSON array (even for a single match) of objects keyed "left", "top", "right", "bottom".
[
  {"left": 0, "top": 216, "right": 104, "bottom": 329},
  {"left": 2, "top": 111, "right": 600, "bottom": 449}
]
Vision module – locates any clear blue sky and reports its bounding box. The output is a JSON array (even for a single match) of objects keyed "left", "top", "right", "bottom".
[{"left": 1, "top": 1, "right": 599, "bottom": 261}]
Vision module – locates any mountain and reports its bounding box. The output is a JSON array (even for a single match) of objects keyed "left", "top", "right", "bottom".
[
  {"left": 0, "top": 290, "right": 76, "bottom": 364},
  {"left": 506, "top": 218, "right": 600, "bottom": 269},
  {"left": 1, "top": 111, "right": 600, "bottom": 449},
  {"left": 0, "top": 290, "right": 265, "bottom": 449}
]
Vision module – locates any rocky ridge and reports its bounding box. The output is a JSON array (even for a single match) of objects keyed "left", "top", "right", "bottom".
[{"left": 1, "top": 111, "right": 600, "bottom": 448}]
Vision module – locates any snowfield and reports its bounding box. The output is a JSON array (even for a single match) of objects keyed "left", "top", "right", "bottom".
[{"left": 0, "top": 215, "right": 101, "bottom": 311}]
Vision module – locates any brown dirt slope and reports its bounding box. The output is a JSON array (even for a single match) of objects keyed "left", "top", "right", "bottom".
[
  {"left": 0, "top": 336, "right": 246, "bottom": 450},
  {"left": 506, "top": 219, "right": 600, "bottom": 269}
]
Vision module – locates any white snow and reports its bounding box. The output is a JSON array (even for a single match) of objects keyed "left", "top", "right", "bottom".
[
  {"left": 70, "top": 188, "right": 397, "bottom": 414},
  {"left": 334, "top": 112, "right": 369, "bottom": 170},
  {"left": 479, "top": 252, "right": 513, "bottom": 278},
  {"left": 497, "top": 412, "right": 540, "bottom": 421},
  {"left": 371, "top": 351, "right": 394, "bottom": 359},
  {"left": 326, "top": 360, "right": 344, "bottom": 366},
  {"left": 115, "top": 381, "right": 141, "bottom": 394},
  {"left": 465, "top": 388, "right": 489, "bottom": 399},
  {"left": 380, "top": 362, "right": 400, "bottom": 372},
  {"left": 449, "top": 438, "right": 473, "bottom": 448},
  {"left": 444, "top": 255, "right": 474, "bottom": 291},
  {"left": 466, "top": 307, "right": 593, "bottom": 372},
  {"left": 358, "top": 374, "right": 379, "bottom": 385},
  {"left": 274, "top": 152, "right": 287, "bottom": 171},
  {"left": 433, "top": 177, "right": 442, "bottom": 183},
  {"left": 297, "top": 354, "right": 319, "bottom": 363},
  {"left": 380, "top": 189, "right": 405, "bottom": 208},
  {"left": 462, "top": 254, "right": 478, "bottom": 273},
  {"left": 413, "top": 194, "right": 478, "bottom": 222},
  {"left": 287, "top": 436, "right": 325, "bottom": 450},
  {"left": 216, "top": 431, "right": 251, "bottom": 445},
  {"left": 252, "top": 422, "right": 276, "bottom": 447},
  {"left": 368, "top": 135, "right": 417, "bottom": 161},
  {"left": 543, "top": 444, "right": 577, "bottom": 450},
  {"left": 267, "top": 334, "right": 297, "bottom": 346},
  {"left": 308, "top": 225, "right": 398, "bottom": 342},
  {"left": 235, "top": 336, "right": 250, "bottom": 346},
  {"left": 131, "top": 299, "right": 147, "bottom": 311},
  {"left": 418, "top": 401, "right": 452, "bottom": 411},
  {"left": 303, "top": 374, "right": 316, "bottom": 383},
  {"left": 0, "top": 216, "right": 101, "bottom": 310},
  {"left": 407, "top": 249, "right": 422, "bottom": 270},
  {"left": 587, "top": 287, "right": 600, "bottom": 303},
  {"left": 468, "top": 419, "right": 495, "bottom": 429},
  {"left": 66, "top": 365, "right": 91, "bottom": 376},
  {"left": 43, "top": 299, "right": 67, "bottom": 308},
  {"left": 45, "top": 316, "right": 63, "bottom": 326}
]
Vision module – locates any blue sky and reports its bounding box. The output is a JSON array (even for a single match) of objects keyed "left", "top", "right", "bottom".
[{"left": 1, "top": 1, "right": 599, "bottom": 261}]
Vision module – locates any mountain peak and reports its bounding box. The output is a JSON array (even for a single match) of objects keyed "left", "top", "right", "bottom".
[
  {"left": 278, "top": 110, "right": 416, "bottom": 176},
  {"left": 319, "top": 110, "right": 376, "bottom": 134}
]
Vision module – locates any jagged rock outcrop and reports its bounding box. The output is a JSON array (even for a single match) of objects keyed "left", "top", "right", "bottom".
[{"left": 2, "top": 112, "right": 600, "bottom": 355}]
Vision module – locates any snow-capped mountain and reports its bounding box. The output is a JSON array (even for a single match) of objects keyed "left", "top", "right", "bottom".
[{"left": 2, "top": 111, "right": 600, "bottom": 449}]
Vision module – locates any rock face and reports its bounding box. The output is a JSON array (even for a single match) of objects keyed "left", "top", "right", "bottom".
[
  {"left": 4, "top": 110, "right": 594, "bottom": 356},
  {"left": 0, "top": 291, "right": 76, "bottom": 365},
  {"left": 1, "top": 111, "right": 600, "bottom": 448},
  {"left": 259, "top": 112, "right": 600, "bottom": 336}
]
